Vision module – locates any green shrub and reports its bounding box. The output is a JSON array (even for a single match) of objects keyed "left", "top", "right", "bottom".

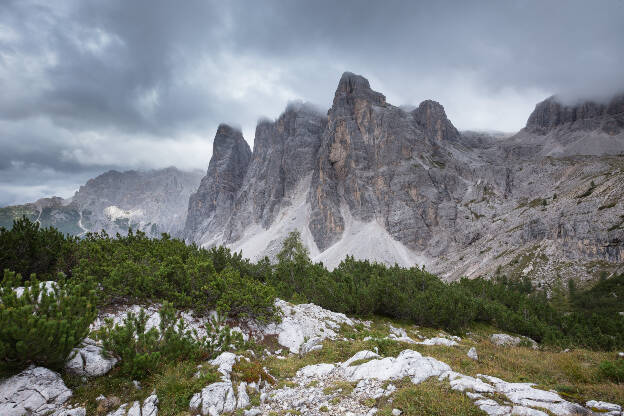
[
  {"left": 0, "top": 217, "right": 77, "bottom": 282},
  {"left": 598, "top": 359, "right": 624, "bottom": 383},
  {"left": 100, "top": 302, "right": 245, "bottom": 379},
  {"left": 73, "top": 230, "right": 277, "bottom": 322},
  {"left": 206, "top": 267, "right": 277, "bottom": 323},
  {"left": 0, "top": 270, "right": 96, "bottom": 370}
]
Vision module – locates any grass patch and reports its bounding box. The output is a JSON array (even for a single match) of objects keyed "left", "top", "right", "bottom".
[
  {"left": 349, "top": 357, "right": 377, "bottom": 366},
  {"left": 377, "top": 378, "right": 486, "bottom": 416},
  {"left": 323, "top": 380, "right": 355, "bottom": 396},
  {"left": 232, "top": 359, "right": 274, "bottom": 384},
  {"left": 407, "top": 326, "right": 624, "bottom": 406},
  {"left": 66, "top": 359, "right": 220, "bottom": 415}
]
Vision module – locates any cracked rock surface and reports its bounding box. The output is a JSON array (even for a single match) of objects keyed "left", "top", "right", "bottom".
[
  {"left": 0, "top": 366, "right": 85, "bottom": 416},
  {"left": 105, "top": 394, "right": 158, "bottom": 416},
  {"left": 65, "top": 338, "right": 118, "bottom": 377}
]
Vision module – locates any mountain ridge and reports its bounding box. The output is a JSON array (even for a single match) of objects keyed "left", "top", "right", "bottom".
[
  {"left": 2, "top": 72, "right": 623, "bottom": 284},
  {"left": 184, "top": 72, "right": 624, "bottom": 284}
]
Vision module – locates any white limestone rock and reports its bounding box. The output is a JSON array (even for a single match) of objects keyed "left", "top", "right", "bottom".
[
  {"left": 340, "top": 350, "right": 379, "bottom": 368},
  {"left": 55, "top": 408, "right": 87, "bottom": 416},
  {"left": 0, "top": 366, "right": 73, "bottom": 416},
  {"left": 387, "top": 326, "right": 416, "bottom": 343},
  {"left": 478, "top": 374, "right": 589, "bottom": 416},
  {"left": 237, "top": 382, "right": 250, "bottom": 409},
  {"left": 586, "top": 400, "right": 621, "bottom": 413},
  {"left": 467, "top": 347, "right": 478, "bottom": 360},
  {"left": 511, "top": 406, "right": 549, "bottom": 416},
  {"left": 189, "top": 382, "right": 236, "bottom": 416},
  {"left": 417, "top": 337, "right": 458, "bottom": 346},
  {"left": 253, "top": 299, "right": 355, "bottom": 353},
  {"left": 300, "top": 337, "right": 324, "bottom": 355},
  {"left": 342, "top": 350, "right": 451, "bottom": 384},
  {"left": 439, "top": 371, "right": 494, "bottom": 393},
  {"left": 490, "top": 334, "right": 537, "bottom": 348},
  {"left": 141, "top": 394, "right": 159, "bottom": 416},
  {"left": 474, "top": 398, "right": 511, "bottom": 416},
  {"left": 297, "top": 363, "right": 336, "bottom": 378},
  {"left": 105, "top": 394, "right": 158, "bottom": 416},
  {"left": 210, "top": 352, "right": 239, "bottom": 380},
  {"left": 65, "top": 338, "right": 118, "bottom": 377}
]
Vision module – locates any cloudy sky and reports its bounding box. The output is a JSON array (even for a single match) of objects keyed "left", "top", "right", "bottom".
[{"left": 1, "top": 0, "right": 623, "bottom": 206}]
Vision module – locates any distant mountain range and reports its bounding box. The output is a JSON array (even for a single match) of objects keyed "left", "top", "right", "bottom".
[
  {"left": 0, "top": 167, "right": 203, "bottom": 237},
  {"left": 3, "top": 72, "right": 623, "bottom": 284}
]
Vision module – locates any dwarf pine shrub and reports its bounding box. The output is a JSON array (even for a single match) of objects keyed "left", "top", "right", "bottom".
[
  {"left": 100, "top": 302, "right": 245, "bottom": 379},
  {"left": 0, "top": 270, "right": 97, "bottom": 370}
]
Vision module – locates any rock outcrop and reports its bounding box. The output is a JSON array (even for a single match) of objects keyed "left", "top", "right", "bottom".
[
  {"left": 0, "top": 366, "right": 86, "bottom": 416},
  {"left": 184, "top": 124, "right": 252, "bottom": 244},
  {"left": 224, "top": 103, "right": 326, "bottom": 245},
  {"left": 526, "top": 94, "right": 624, "bottom": 136}
]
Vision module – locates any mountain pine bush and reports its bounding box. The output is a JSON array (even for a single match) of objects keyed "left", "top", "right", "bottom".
[
  {"left": 0, "top": 217, "right": 77, "bottom": 282},
  {"left": 0, "top": 270, "right": 96, "bottom": 370},
  {"left": 100, "top": 302, "right": 245, "bottom": 379}
]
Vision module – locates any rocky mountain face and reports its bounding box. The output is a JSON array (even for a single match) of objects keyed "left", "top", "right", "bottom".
[
  {"left": 505, "top": 93, "right": 624, "bottom": 158},
  {"left": 3, "top": 72, "right": 622, "bottom": 285},
  {"left": 0, "top": 167, "right": 202, "bottom": 238},
  {"left": 185, "top": 72, "right": 624, "bottom": 285},
  {"left": 185, "top": 125, "right": 252, "bottom": 245}
]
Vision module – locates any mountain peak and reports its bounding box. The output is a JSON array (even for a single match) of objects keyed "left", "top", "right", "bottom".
[
  {"left": 213, "top": 124, "right": 249, "bottom": 156},
  {"left": 412, "top": 99, "right": 460, "bottom": 142},
  {"left": 333, "top": 72, "right": 386, "bottom": 109}
]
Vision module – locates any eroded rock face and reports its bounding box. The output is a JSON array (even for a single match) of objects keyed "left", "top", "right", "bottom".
[
  {"left": 0, "top": 366, "right": 81, "bottom": 416},
  {"left": 179, "top": 72, "right": 624, "bottom": 284},
  {"left": 308, "top": 71, "right": 465, "bottom": 252},
  {"left": 526, "top": 94, "right": 624, "bottom": 136},
  {"left": 225, "top": 103, "right": 326, "bottom": 244},
  {"left": 184, "top": 124, "right": 252, "bottom": 244}
]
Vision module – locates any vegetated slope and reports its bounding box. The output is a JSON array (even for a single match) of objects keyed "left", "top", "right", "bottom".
[
  {"left": 0, "top": 167, "right": 203, "bottom": 238},
  {"left": 1, "top": 221, "right": 623, "bottom": 415},
  {"left": 185, "top": 72, "right": 624, "bottom": 285}
]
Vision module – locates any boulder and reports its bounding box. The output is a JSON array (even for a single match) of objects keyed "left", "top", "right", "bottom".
[
  {"left": 467, "top": 347, "right": 478, "bottom": 360},
  {"left": 236, "top": 382, "right": 250, "bottom": 409},
  {"left": 586, "top": 400, "right": 621, "bottom": 414},
  {"left": 210, "top": 352, "right": 239, "bottom": 380},
  {"left": 490, "top": 334, "right": 537, "bottom": 348},
  {"left": 342, "top": 350, "right": 451, "bottom": 384},
  {"left": 0, "top": 366, "right": 74, "bottom": 416},
  {"left": 189, "top": 381, "right": 237, "bottom": 416},
  {"left": 417, "top": 337, "right": 458, "bottom": 346},
  {"left": 65, "top": 338, "right": 118, "bottom": 377},
  {"left": 253, "top": 299, "right": 354, "bottom": 353},
  {"left": 300, "top": 337, "right": 324, "bottom": 355}
]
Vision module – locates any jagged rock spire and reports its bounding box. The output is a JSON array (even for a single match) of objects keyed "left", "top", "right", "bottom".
[{"left": 184, "top": 124, "right": 252, "bottom": 242}]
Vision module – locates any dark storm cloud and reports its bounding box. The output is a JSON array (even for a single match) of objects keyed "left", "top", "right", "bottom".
[{"left": 1, "top": 0, "right": 623, "bottom": 205}]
